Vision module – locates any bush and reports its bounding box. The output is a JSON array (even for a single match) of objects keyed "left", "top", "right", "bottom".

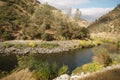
[
  {"left": 58, "top": 65, "right": 68, "bottom": 76},
  {"left": 41, "top": 33, "right": 53, "bottom": 41},
  {"left": 82, "top": 62, "right": 103, "bottom": 72},
  {"left": 35, "top": 33, "right": 42, "bottom": 39},
  {"left": 72, "top": 62, "right": 103, "bottom": 75},
  {"left": 33, "top": 62, "right": 58, "bottom": 80},
  {"left": 17, "top": 54, "right": 36, "bottom": 69},
  {"left": 17, "top": 53, "right": 69, "bottom": 80},
  {"left": 81, "top": 27, "right": 90, "bottom": 38},
  {"left": 79, "top": 40, "right": 94, "bottom": 48},
  {"left": 110, "top": 54, "right": 120, "bottom": 65},
  {"left": 41, "top": 22, "right": 51, "bottom": 32},
  {"left": 93, "top": 47, "right": 112, "bottom": 66},
  {"left": 57, "top": 26, "right": 72, "bottom": 40},
  {"left": 33, "top": 62, "right": 52, "bottom": 80},
  {"left": 70, "top": 27, "right": 89, "bottom": 39},
  {"left": 28, "top": 41, "right": 37, "bottom": 47},
  {"left": 2, "top": 32, "right": 15, "bottom": 40}
]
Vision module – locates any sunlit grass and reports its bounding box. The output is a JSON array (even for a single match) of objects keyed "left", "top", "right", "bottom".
[{"left": 79, "top": 68, "right": 120, "bottom": 80}]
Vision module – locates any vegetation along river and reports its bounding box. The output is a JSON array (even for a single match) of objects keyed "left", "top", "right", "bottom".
[{"left": 0, "top": 43, "right": 117, "bottom": 74}]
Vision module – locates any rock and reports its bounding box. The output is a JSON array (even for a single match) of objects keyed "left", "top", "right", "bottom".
[
  {"left": 70, "top": 75, "right": 81, "bottom": 80},
  {"left": 54, "top": 74, "right": 70, "bottom": 80},
  {"left": 81, "top": 72, "right": 85, "bottom": 76},
  {"left": 106, "top": 66, "right": 112, "bottom": 70}
]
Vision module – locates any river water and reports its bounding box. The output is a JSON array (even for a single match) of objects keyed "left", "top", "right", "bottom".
[{"left": 0, "top": 43, "right": 117, "bottom": 73}]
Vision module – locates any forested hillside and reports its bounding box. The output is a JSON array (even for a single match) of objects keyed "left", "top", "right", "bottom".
[{"left": 0, "top": 0, "right": 89, "bottom": 41}]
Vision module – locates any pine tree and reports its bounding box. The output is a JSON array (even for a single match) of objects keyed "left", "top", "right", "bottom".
[
  {"left": 74, "top": 8, "right": 81, "bottom": 20},
  {"left": 67, "top": 8, "right": 72, "bottom": 17}
]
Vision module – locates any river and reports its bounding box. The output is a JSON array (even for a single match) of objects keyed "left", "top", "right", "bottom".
[{"left": 0, "top": 43, "right": 117, "bottom": 73}]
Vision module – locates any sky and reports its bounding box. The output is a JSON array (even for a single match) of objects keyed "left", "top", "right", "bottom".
[{"left": 38, "top": 0, "right": 120, "bottom": 22}]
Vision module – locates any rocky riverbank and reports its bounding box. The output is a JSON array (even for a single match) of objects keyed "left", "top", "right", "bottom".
[
  {"left": 0, "top": 40, "right": 101, "bottom": 55},
  {"left": 54, "top": 63, "right": 120, "bottom": 80}
]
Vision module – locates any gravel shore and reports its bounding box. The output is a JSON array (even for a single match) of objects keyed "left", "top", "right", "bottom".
[{"left": 0, "top": 40, "right": 95, "bottom": 55}]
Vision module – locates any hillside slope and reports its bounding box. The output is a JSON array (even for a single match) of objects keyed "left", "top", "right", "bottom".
[
  {"left": 0, "top": 0, "right": 89, "bottom": 41},
  {"left": 88, "top": 4, "right": 120, "bottom": 35},
  {"left": 0, "top": 0, "right": 41, "bottom": 40}
]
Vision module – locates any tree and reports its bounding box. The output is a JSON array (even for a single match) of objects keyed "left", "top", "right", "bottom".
[
  {"left": 66, "top": 8, "right": 72, "bottom": 17},
  {"left": 74, "top": 8, "right": 81, "bottom": 20},
  {"left": 57, "top": 26, "right": 71, "bottom": 40},
  {"left": 93, "top": 47, "right": 112, "bottom": 66},
  {"left": 31, "top": 3, "right": 53, "bottom": 25},
  {"left": 41, "top": 33, "right": 53, "bottom": 41},
  {"left": 81, "top": 27, "right": 90, "bottom": 38}
]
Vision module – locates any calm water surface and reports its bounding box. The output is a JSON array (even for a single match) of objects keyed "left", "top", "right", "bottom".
[{"left": 0, "top": 43, "right": 117, "bottom": 73}]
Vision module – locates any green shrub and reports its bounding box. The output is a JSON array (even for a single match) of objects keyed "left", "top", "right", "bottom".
[
  {"left": 57, "top": 26, "right": 72, "bottom": 40},
  {"left": 33, "top": 62, "right": 58, "bottom": 80},
  {"left": 28, "top": 41, "right": 37, "bottom": 47},
  {"left": 41, "top": 33, "right": 53, "bottom": 41},
  {"left": 72, "top": 62, "right": 103, "bottom": 75},
  {"left": 33, "top": 62, "right": 52, "bottom": 80},
  {"left": 94, "top": 40, "right": 103, "bottom": 45},
  {"left": 82, "top": 62, "right": 103, "bottom": 72},
  {"left": 17, "top": 53, "right": 69, "bottom": 80},
  {"left": 72, "top": 67, "right": 83, "bottom": 75},
  {"left": 110, "top": 54, "right": 120, "bottom": 65},
  {"left": 79, "top": 40, "right": 94, "bottom": 48},
  {"left": 35, "top": 33, "right": 42, "bottom": 39},
  {"left": 58, "top": 65, "right": 68, "bottom": 76},
  {"left": 41, "top": 22, "right": 51, "bottom": 32},
  {"left": 2, "top": 32, "right": 15, "bottom": 40},
  {"left": 81, "top": 27, "right": 90, "bottom": 38},
  {"left": 93, "top": 47, "right": 112, "bottom": 66},
  {"left": 17, "top": 54, "right": 36, "bottom": 69}
]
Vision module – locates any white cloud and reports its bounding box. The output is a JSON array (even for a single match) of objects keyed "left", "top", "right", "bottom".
[
  {"left": 70, "top": 8, "right": 113, "bottom": 22},
  {"left": 39, "top": 0, "right": 89, "bottom": 8},
  {"left": 38, "top": 0, "right": 113, "bottom": 22},
  {"left": 78, "top": 8, "right": 113, "bottom": 22}
]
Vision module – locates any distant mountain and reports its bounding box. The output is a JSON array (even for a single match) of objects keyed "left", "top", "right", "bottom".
[
  {"left": 0, "top": 0, "right": 89, "bottom": 41},
  {"left": 88, "top": 4, "right": 120, "bottom": 35}
]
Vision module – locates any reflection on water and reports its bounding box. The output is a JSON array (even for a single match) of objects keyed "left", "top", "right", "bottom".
[
  {"left": 0, "top": 43, "right": 117, "bottom": 73},
  {"left": 35, "top": 49, "right": 93, "bottom": 72},
  {"left": 0, "top": 54, "right": 18, "bottom": 72}
]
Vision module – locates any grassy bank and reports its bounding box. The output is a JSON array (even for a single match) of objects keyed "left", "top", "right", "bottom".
[
  {"left": 0, "top": 40, "right": 102, "bottom": 55},
  {"left": 1, "top": 54, "right": 69, "bottom": 80},
  {"left": 72, "top": 46, "right": 120, "bottom": 80},
  {"left": 2, "top": 40, "right": 102, "bottom": 49},
  {"left": 91, "top": 36, "right": 118, "bottom": 44},
  {"left": 79, "top": 68, "right": 120, "bottom": 80},
  {"left": 2, "top": 41, "right": 60, "bottom": 49}
]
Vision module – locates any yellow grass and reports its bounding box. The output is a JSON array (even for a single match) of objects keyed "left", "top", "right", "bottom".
[{"left": 2, "top": 69, "right": 35, "bottom": 80}]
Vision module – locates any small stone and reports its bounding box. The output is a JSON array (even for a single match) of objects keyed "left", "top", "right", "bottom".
[{"left": 54, "top": 74, "right": 70, "bottom": 80}]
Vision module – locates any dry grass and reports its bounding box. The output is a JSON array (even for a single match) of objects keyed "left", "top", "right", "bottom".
[
  {"left": 0, "top": 1, "right": 6, "bottom": 6},
  {"left": 1, "top": 69, "right": 35, "bottom": 80},
  {"left": 79, "top": 68, "right": 120, "bottom": 80}
]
